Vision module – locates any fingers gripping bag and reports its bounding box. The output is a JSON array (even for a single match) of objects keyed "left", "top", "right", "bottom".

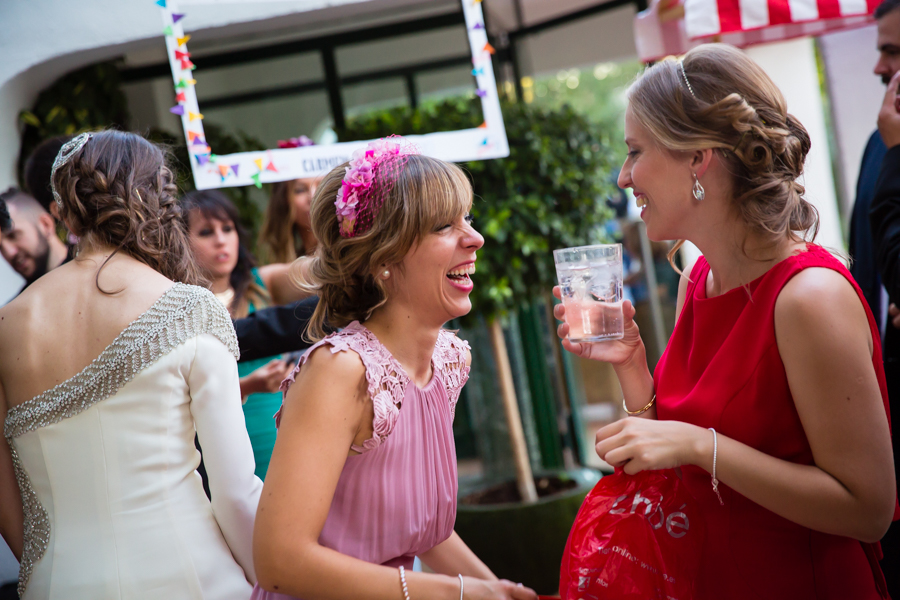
[{"left": 559, "top": 469, "right": 706, "bottom": 600}]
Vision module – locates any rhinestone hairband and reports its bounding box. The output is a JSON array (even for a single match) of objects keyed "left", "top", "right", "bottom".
[
  {"left": 51, "top": 132, "right": 92, "bottom": 209},
  {"left": 678, "top": 60, "right": 696, "bottom": 99}
]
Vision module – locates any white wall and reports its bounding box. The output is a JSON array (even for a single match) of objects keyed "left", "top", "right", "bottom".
[{"left": 819, "top": 24, "right": 884, "bottom": 220}]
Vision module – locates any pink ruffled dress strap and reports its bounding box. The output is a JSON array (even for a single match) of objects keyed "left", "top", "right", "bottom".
[
  {"left": 433, "top": 330, "right": 471, "bottom": 420},
  {"left": 277, "top": 322, "right": 410, "bottom": 453}
]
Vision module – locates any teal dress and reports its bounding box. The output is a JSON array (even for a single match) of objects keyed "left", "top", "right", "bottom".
[{"left": 237, "top": 270, "right": 282, "bottom": 480}]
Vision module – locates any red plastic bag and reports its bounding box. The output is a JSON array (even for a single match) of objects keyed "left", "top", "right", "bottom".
[{"left": 559, "top": 469, "right": 705, "bottom": 600}]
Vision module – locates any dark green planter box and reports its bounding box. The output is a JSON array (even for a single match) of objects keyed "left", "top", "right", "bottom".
[{"left": 455, "top": 468, "right": 602, "bottom": 595}]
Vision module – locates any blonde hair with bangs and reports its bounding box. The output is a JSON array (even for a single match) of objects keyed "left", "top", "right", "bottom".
[{"left": 295, "top": 153, "right": 473, "bottom": 340}]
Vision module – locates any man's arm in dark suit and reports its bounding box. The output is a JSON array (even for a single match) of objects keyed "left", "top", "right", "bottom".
[
  {"left": 233, "top": 296, "right": 319, "bottom": 362},
  {"left": 871, "top": 145, "right": 900, "bottom": 302}
]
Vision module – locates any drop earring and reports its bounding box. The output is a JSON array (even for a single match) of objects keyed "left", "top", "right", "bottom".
[
  {"left": 692, "top": 173, "right": 705, "bottom": 201},
  {"left": 382, "top": 270, "right": 390, "bottom": 279}
]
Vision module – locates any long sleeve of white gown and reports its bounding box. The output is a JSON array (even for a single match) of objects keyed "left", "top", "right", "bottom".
[{"left": 188, "top": 333, "right": 264, "bottom": 585}]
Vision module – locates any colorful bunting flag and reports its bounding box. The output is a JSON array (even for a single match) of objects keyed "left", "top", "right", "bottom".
[
  {"left": 195, "top": 154, "right": 210, "bottom": 166},
  {"left": 472, "top": 22, "right": 484, "bottom": 29},
  {"left": 218, "top": 164, "right": 230, "bottom": 177},
  {"left": 188, "top": 111, "right": 203, "bottom": 121},
  {"left": 163, "top": 25, "right": 173, "bottom": 36},
  {"left": 476, "top": 89, "right": 487, "bottom": 98},
  {"left": 169, "top": 105, "right": 185, "bottom": 116},
  {"left": 180, "top": 59, "right": 195, "bottom": 70},
  {"left": 177, "top": 35, "right": 191, "bottom": 46},
  {"left": 172, "top": 13, "right": 185, "bottom": 23},
  {"left": 155, "top": 0, "right": 166, "bottom": 7},
  {"left": 254, "top": 158, "right": 264, "bottom": 170},
  {"left": 481, "top": 138, "right": 489, "bottom": 145},
  {"left": 251, "top": 173, "right": 262, "bottom": 189},
  {"left": 175, "top": 91, "right": 186, "bottom": 102},
  {"left": 191, "top": 137, "right": 206, "bottom": 147},
  {"left": 209, "top": 153, "right": 217, "bottom": 162},
  {"left": 175, "top": 50, "right": 190, "bottom": 60},
  {"left": 231, "top": 164, "right": 240, "bottom": 176},
  {"left": 472, "top": 67, "right": 484, "bottom": 76},
  {"left": 478, "top": 121, "right": 488, "bottom": 128},
  {"left": 483, "top": 42, "right": 495, "bottom": 54},
  {"left": 175, "top": 77, "right": 196, "bottom": 89},
  {"left": 265, "top": 161, "right": 278, "bottom": 173},
  {"left": 472, "top": 0, "right": 483, "bottom": 4},
  {"left": 187, "top": 131, "right": 201, "bottom": 142}
]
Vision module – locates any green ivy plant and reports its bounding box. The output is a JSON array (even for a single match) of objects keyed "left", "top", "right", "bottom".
[
  {"left": 338, "top": 96, "right": 618, "bottom": 322},
  {"left": 17, "top": 61, "right": 129, "bottom": 184}
]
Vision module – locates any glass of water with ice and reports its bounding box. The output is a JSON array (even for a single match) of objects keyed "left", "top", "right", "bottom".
[{"left": 553, "top": 244, "right": 624, "bottom": 343}]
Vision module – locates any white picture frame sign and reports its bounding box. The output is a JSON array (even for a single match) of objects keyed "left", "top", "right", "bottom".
[{"left": 158, "top": 0, "right": 510, "bottom": 190}]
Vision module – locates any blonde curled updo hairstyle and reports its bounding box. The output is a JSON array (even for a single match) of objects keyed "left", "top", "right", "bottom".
[
  {"left": 52, "top": 130, "right": 204, "bottom": 287},
  {"left": 628, "top": 44, "right": 818, "bottom": 259},
  {"left": 297, "top": 154, "right": 473, "bottom": 340}
]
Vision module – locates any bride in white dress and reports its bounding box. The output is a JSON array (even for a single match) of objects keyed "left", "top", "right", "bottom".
[{"left": 0, "top": 131, "right": 263, "bottom": 599}]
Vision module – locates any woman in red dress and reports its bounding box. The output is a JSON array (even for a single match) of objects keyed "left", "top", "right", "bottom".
[{"left": 556, "top": 44, "right": 898, "bottom": 599}]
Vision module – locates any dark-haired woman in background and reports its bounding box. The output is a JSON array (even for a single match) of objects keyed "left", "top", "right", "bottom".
[
  {"left": 182, "top": 190, "right": 309, "bottom": 480},
  {"left": 257, "top": 178, "right": 321, "bottom": 264},
  {"left": 555, "top": 44, "right": 897, "bottom": 599},
  {"left": 0, "top": 131, "right": 261, "bottom": 599}
]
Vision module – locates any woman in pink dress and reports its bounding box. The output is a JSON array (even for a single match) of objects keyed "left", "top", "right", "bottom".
[{"left": 251, "top": 138, "right": 538, "bottom": 600}]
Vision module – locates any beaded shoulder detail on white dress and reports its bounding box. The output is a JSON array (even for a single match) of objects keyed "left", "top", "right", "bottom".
[{"left": 3, "top": 283, "right": 239, "bottom": 597}]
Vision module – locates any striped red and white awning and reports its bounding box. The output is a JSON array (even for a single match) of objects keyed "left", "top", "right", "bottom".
[{"left": 634, "top": 0, "right": 877, "bottom": 62}]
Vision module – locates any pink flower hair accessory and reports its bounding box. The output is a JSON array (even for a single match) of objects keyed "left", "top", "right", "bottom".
[{"left": 335, "top": 135, "right": 418, "bottom": 238}]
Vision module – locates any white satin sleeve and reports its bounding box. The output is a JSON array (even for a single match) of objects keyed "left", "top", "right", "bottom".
[{"left": 188, "top": 333, "right": 263, "bottom": 585}]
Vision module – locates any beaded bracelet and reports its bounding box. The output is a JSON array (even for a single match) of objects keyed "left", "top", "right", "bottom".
[
  {"left": 398, "top": 566, "right": 410, "bottom": 600},
  {"left": 708, "top": 428, "right": 724, "bottom": 506}
]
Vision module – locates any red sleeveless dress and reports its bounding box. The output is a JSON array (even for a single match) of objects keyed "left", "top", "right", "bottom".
[{"left": 655, "top": 244, "right": 897, "bottom": 600}]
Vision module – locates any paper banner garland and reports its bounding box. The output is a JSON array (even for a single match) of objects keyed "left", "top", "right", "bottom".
[{"left": 170, "top": 105, "right": 185, "bottom": 115}]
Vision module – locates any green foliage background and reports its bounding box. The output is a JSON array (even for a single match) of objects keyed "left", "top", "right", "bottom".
[{"left": 338, "top": 97, "right": 618, "bottom": 322}]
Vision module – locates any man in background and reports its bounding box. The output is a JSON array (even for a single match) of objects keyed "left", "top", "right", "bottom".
[
  {"left": 0, "top": 188, "right": 72, "bottom": 290},
  {"left": 24, "top": 135, "right": 71, "bottom": 214},
  {"left": 0, "top": 193, "right": 11, "bottom": 242}
]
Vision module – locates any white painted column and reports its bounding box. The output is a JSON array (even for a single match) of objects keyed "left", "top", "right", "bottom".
[{"left": 745, "top": 38, "right": 844, "bottom": 254}]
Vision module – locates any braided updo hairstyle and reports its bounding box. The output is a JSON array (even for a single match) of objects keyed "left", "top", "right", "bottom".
[
  {"left": 51, "top": 130, "right": 204, "bottom": 287},
  {"left": 627, "top": 44, "right": 818, "bottom": 259},
  {"left": 295, "top": 154, "right": 473, "bottom": 340}
]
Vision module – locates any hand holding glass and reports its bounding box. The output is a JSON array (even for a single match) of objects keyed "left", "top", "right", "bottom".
[{"left": 553, "top": 244, "right": 624, "bottom": 342}]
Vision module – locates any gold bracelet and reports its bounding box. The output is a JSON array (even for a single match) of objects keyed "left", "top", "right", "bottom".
[{"left": 623, "top": 393, "right": 656, "bottom": 416}]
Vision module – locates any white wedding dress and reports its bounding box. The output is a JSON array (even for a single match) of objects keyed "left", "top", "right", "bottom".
[{"left": 3, "top": 284, "right": 263, "bottom": 600}]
